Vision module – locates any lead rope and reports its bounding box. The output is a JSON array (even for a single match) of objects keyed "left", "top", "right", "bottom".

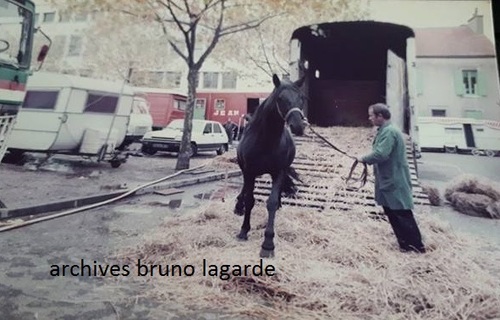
[{"left": 307, "top": 125, "right": 368, "bottom": 191}]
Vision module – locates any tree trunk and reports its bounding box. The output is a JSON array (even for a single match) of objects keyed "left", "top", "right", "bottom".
[{"left": 175, "top": 68, "right": 198, "bottom": 170}]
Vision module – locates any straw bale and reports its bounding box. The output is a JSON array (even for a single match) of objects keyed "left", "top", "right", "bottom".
[
  {"left": 448, "top": 192, "right": 494, "bottom": 218},
  {"left": 486, "top": 201, "right": 500, "bottom": 219},
  {"left": 445, "top": 174, "right": 500, "bottom": 203},
  {"left": 113, "top": 200, "right": 500, "bottom": 319},
  {"left": 445, "top": 175, "right": 500, "bottom": 219},
  {"left": 421, "top": 185, "right": 441, "bottom": 206}
]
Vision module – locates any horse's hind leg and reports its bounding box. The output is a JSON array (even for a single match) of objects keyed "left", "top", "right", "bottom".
[
  {"left": 260, "top": 172, "right": 284, "bottom": 258},
  {"left": 237, "top": 175, "right": 256, "bottom": 241},
  {"left": 234, "top": 187, "right": 245, "bottom": 216}
]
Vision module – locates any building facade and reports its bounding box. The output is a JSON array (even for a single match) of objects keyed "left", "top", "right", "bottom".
[{"left": 415, "top": 12, "right": 500, "bottom": 121}]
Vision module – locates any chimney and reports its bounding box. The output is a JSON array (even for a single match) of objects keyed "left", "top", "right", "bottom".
[{"left": 467, "top": 8, "right": 484, "bottom": 34}]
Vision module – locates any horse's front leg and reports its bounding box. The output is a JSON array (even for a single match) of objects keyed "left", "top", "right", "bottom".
[
  {"left": 260, "top": 171, "right": 284, "bottom": 258},
  {"left": 237, "top": 175, "right": 256, "bottom": 241}
]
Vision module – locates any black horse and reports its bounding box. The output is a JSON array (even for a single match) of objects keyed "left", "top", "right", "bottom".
[{"left": 234, "top": 74, "right": 307, "bottom": 258}]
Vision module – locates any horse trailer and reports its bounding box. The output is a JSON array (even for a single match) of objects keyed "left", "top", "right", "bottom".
[
  {"left": 418, "top": 117, "right": 500, "bottom": 156},
  {"left": 289, "top": 21, "right": 419, "bottom": 152},
  {"left": 6, "top": 72, "right": 135, "bottom": 167}
]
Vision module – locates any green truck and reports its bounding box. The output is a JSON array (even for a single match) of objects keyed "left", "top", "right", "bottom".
[{"left": 0, "top": 0, "right": 48, "bottom": 162}]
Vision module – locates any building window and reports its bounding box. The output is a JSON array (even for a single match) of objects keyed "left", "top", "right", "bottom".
[
  {"left": 59, "top": 11, "right": 71, "bottom": 22},
  {"left": 203, "top": 72, "right": 219, "bottom": 89},
  {"left": 51, "top": 35, "right": 67, "bottom": 56},
  {"left": 222, "top": 72, "right": 237, "bottom": 89},
  {"left": 23, "top": 91, "right": 59, "bottom": 110},
  {"left": 149, "top": 71, "right": 164, "bottom": 84},
  {"left": 130, "top": 70, "right": 147, "bottom": 86},
  {"left": 43, "top": 12, "right": 56, "bottom": 23},
  {"left": 79, "top": 69, "right": 93, "bottom": 77},
  {"left": 431, "top": 109, "right": 446, "bottom": 117},
  {"left": 68, "top": 35, "right": 83, "bottom": 56},
  {"left": 165, "top": 72, "right": 181, "bottom": 88},
  {"left": 464, "top": 110, "right": 483, "bottom": 120},
  {"left": 84, "top": 94, "right": 118, "bottom": 113},
  {"left": 444, "top": 127, "right": 463, "bottom": 133},
  {"left": 214, "top": 99, "right": 225, "bottom": 110},
  {"left": 34, "top": 13, "right": 39, "bottom": 25},
  {"left": 462, "top": 70, "right": 478, "bottom": 95},
  {"left": 74, "top": 12, "right": 88, "bottom": 22}
]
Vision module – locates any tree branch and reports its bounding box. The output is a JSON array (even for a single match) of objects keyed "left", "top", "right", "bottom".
[
  {"left": 194, "top": 0, "right": 225, "bottom": 69},
  {"left": 146, "top": 0, "right": 188, "bottom": 63},
  {"left": 244, "top": 47, "right": 273, "bottom": 77},
  {"left": 219, "top": 14, "right": 280, "bottom": 37},
  {"left": 272, "top": 46, "right": 288, "bottom": 75}
]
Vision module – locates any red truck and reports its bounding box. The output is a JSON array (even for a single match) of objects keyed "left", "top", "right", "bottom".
[
  {"left": 134, "top": 87, "right": 187, "bottom": 130},
  {"left": 135, "top": 87, "right": 271, "bottom": 131},
  {"left": 196, "top": 91, "right": 269, "bottom": 125}
]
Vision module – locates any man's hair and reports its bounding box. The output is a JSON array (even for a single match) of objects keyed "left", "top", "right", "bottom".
[{"left": 369, "top": 103, "right": 391, "bottom": 120}]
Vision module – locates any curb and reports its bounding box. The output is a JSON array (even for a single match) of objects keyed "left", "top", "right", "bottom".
[{"left": 0, "top": 169, "right": 242, "bottom": 221}]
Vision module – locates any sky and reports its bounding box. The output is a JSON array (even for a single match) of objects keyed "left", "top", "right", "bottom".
[{"left": 369, "top": 0, "right": 495, "bottom": 42}]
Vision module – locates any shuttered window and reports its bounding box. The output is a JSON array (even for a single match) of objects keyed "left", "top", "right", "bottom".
[{"left": 454, "top": 69, "right": 486, "bottom": 97}]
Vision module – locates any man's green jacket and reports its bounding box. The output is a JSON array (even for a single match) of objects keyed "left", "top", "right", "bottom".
[{"left": 362, "top": 122, "right": 414, "bottom": 210}]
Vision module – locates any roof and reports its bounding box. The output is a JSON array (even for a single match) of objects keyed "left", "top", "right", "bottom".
[
  {"left": 414, "top": 26, "right": 495, "bottom": 57},
  {"left": 133, "top": 86, "right": 187, "bottom": 97},
  {"left": 27, "top": 72, "right": 136, "bottom": 95}
]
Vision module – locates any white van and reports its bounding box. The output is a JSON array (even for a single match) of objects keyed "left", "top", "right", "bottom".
[{"left": 120, "top": 95, "right": 153, "bottom": 149}]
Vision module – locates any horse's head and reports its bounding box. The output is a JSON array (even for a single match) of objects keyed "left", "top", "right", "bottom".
[{"left": 272, "top": 74, "right": 307, "bottom": 136}]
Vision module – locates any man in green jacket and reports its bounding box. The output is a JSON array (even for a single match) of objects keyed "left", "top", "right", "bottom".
[{"left": 358, "top": 103, "right": 425, "bottom": 253}]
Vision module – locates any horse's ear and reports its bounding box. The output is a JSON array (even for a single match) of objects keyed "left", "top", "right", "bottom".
[
  {"left": 272, "top": 74, "right": 281, "bottom": 88},
  {"left": 294, "top": 75, "right": 306, "bottom": 88}
]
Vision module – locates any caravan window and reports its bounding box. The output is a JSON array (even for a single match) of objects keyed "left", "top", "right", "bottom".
[
  {"left": 23, "top": 91, "right": 59, "bottom": 110},
  {"left": 84, "top": 94, "right": 118, "bottom": 113}
]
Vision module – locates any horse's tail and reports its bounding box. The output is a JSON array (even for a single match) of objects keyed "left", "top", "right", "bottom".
[{"left": 283, "top": 166, "right": 301, "bottom": 197}]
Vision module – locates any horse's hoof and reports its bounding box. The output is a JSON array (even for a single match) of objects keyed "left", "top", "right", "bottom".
[
  {"left": 236, "top": 233, "right": 248, "bottom": 241},
  {"left": 259, "top": 249, "right": 275, "bottom": 258},
  {"left": 234, "top": 208, "right": 244, "bottom": 216}
]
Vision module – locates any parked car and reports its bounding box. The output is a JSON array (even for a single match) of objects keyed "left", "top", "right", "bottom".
[{"left": 141, "top": 119, "right": 228, "bottom": 156}]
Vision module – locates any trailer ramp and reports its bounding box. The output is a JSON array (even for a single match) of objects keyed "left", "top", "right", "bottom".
[{"left": 254, "top": 129, "right": 430, "bottom": 212}]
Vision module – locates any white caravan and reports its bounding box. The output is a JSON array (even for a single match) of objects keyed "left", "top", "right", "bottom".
[
  {"left": 6, "top": 72, "right": 135, "bottom": 167},
  {"left": 418, "top": 117, "right": 500, "bottom": 156}
]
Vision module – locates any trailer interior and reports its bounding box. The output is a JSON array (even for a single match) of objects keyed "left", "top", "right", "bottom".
[{"left": 291, "top": 21, "right": 415, "bottom": 130}]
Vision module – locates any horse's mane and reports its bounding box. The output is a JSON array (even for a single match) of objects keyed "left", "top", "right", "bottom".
[{"left": 249, "top": 80, "right": 296, "bottom": 128}]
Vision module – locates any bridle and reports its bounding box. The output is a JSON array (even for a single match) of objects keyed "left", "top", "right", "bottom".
[
  {"left": 275, "top": 87, "right": 305, "bottom": 122},
  {"left": 276, "top": 101, "right": 304, "bottom": 122}
]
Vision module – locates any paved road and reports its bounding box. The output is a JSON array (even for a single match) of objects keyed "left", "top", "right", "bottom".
[
  {"left": 0, "top": 180, "right": 235, "bottom": 320},
  {"left": 417, "top": 151, "right": 500, "bottom": 246}
]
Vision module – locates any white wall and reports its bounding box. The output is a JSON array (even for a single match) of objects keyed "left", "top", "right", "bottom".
[{"left": 416, "top": 57, "right": 500, "bottom": 120}]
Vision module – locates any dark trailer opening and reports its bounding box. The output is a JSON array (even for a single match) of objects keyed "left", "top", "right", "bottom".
[{"left": 291, "top": 21, "right": 415, "bottom": 132}]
